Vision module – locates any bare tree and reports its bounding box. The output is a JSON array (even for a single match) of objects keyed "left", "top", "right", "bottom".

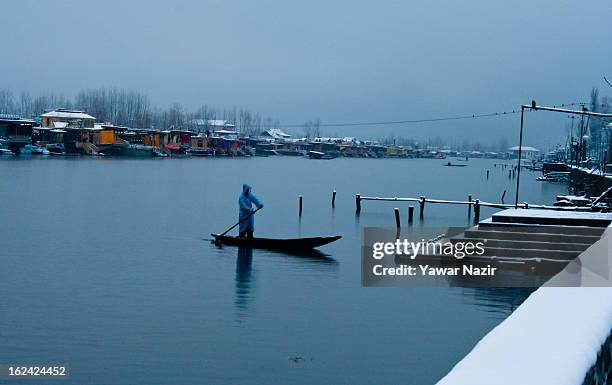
[{"left": 0, "top": 89, "right": 15, "bottom": 114}]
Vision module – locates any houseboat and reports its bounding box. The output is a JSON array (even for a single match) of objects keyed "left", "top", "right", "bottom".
[{"left": 0, "top": 114, "right": 34, "bottom": 154}]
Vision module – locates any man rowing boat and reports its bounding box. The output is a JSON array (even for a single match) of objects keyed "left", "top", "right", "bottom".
[{"left": 238, "top": 184, "right": 263, "bottom": 238}]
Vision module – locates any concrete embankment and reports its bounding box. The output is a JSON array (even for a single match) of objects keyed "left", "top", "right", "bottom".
[{"left": 436, "top": 211, "right": 612, "bottom": 385}]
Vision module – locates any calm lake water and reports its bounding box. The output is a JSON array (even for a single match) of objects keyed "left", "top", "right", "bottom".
[{"left": 0, "top": 156, "right": 567, "bottom": 385}]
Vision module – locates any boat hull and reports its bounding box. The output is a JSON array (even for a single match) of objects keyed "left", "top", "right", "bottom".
[{"left": 211, "top": 234, "right": 341, "bottom": 250}]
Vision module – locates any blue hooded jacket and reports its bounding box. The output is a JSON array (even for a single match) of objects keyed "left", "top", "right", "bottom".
[{"left": 238, "top": 184, "right": 263, "bottom": 232}]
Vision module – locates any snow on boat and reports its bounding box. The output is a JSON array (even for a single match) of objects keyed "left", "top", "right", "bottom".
[
  {"left": 537, "top": 171, "right": 570, "bottom": 182},
  {"left": 308, "top": 150, "right": 334, "bottom": 159},
  {"left": 30, "top": 145, "right": 50, "bottom": 155},
  {"left": 211, "top": 234, "right": 341, "bottom": 250}
]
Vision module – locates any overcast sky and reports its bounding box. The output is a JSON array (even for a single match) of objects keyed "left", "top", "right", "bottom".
[{"left": 2, "top": 0, "right": 610, "bottom": 148}]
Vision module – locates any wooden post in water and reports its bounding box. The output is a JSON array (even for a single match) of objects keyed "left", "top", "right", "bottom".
[
  {"left": 486, "top": 170, "right": 489, "bottom": 179},
  {"left": 419, "top": 196, "right": 425, "bottom": 219},
  {"left": 299, "top": 195, "right": 303, "bottom": 216},
  {"left": 408, "top": 206, "right": 414, "bottom": 223},
  {"left": 501, "top": 190, "right": 507, "bottom": 203},
  {"left": 332, "top": 190, "right": 336, "bottom": 207},
  {"left": 524, "top": 202, "right": 529, "bottom": 209},
  {"left": 468, "top": 194, "right": 472, "bottom": 217},
  {"left": 355, "top": 194, "right": 361, "bottom": 213},
  {"left": 474, "top": 199, "right": 480, "bottom": 223},
  {"left": 394, "top": 208, "right": 401, "bottom": 229}
]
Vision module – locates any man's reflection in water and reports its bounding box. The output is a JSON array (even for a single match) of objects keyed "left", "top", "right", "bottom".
[{"left": 235, "top": 247, "right": 253, "bottom": 322}]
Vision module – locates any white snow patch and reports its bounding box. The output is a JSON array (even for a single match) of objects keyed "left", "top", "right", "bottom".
[
  {"left": 437, "top": 227, "right": 612, "bottom": 385},
  {"left": 437, "top": 288, "right": 612, "bottom": 385},
  {"left": 496, "top": 208, "right": 612, "bottom": 220}
]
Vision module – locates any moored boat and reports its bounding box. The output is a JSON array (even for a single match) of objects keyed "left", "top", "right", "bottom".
[
  {"left": 211, "top": 234, "right": 341, "bottom": 250},
  {"left": 537, "top": 171, "right": 570, "bottom": 182},
  {"left": 308, "top": 150, "right": 334, "bottom": 159},
  {"left": 165, "top": 144, "right": 189, "bottom": 157},
  {"left": 29, "top": 144, "right": 50, "bottom": 155},
  {"left": 102, "top": 144, "right": 155, "bottom": 157},
  {"left": 189, "top": 147, "right": 213, "bottom": 157},
  {"left": 46, "top": 143, "right": 66, "bottom": 155},
  {"left": 152, "top": 148, "right": 168, "bottom": 157},
  {"left": 17, "top": 144, "right": 32, "bottom": 154}
]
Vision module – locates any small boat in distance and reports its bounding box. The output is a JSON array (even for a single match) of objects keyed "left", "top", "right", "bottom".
[
  {"left": 211, "top": 234, "right": 341, "bottom": 250},
  {"left": 443, "top": 161, "right": 467, "bottom": 167},
  {"left": 537, "top": 171, "right": 570, "bottom": 182}
]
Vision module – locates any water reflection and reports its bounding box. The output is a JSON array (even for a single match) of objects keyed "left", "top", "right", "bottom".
[
  {"left": 235, "top": 247, "right": 254, "bottom": 322},
  {"left": 233, "top": 246, "right": 339, "bottom": 322},
  {"left": 456, "top": 287, "right": 535, "bottom": 319}
]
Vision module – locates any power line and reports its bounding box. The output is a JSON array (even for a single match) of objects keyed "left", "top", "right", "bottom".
[{"left": 278, "top": 102, "right": 589, "bottom": 129}]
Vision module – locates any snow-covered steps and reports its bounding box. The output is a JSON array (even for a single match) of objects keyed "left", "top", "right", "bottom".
[
  {"left": 478, "top": 218, "right": 606, "bottom": 236},
  {"left": 436, "top": 219, "right": 612, "bottom": 385},
  {"left": 450, "top": 236, "right": 592, "bottom": 252},
  {"left": 492, "top": 208, "right": 612, "bottom": 227},
  {"left": 457, "top": 209, "right": 611, "bottom": 261},
  {"left": 464, "top": 229, "right": 600, "bottom": 244}
]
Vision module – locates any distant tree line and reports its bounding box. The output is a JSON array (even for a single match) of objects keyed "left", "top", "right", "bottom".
[
  {"left": 376, "top": 135, "right": 512, "bottom": 152},
  {"left": 0, "top": 87, "right": 282, "bottom": 135},
  {"left": 2, "top": 86, "right": 608, "bottom": 153}
]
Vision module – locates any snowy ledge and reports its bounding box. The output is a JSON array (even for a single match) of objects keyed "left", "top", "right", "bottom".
[{"left": 436, "top": 227, "right": 612, "bottom": 385}]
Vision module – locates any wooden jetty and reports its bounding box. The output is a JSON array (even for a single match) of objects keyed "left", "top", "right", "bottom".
[{"left": 354, "top": 193, "right": 607, "bottom": 226}]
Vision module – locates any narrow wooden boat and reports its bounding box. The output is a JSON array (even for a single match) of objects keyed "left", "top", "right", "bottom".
[
  {"left": 308, "top": 150, "right": 335, "bottom": 160},
  {"left": 211, "top": 234, "right": 341, "bottom": 250}
]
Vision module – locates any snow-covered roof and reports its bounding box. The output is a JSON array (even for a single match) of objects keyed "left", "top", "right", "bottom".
[
  {"left": 0, "top": 113, "right": 21, "bottom": 120},
  {"left": 41, "top": 109, "right": 96, "bottom": 120},
  {"left": 53, "top": 121, "right": 68, "bottom": 128},
  {"left": 262, "top": 128, "right": 291, "bottom": 138},
  {"left": 509, "top": 145, "right": 540, "bottom": 152},
  {"left": 208, "top": 119, "right": 226, "bottom": 126},
  {"left": 311, "top": 137, "right": 343, "bottom": 143},
  {"left": 207, "top": 119, "right": 236, "bottom": 128},
  {"left": 190, "top": 119, "right": 206, "bottom": 126},
  {"left": 214, "top": 129, "right": 238, "bottom": 135}
]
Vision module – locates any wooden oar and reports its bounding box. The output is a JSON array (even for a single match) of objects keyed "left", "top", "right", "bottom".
[{"left": 217, "top": 206, "right": 263, "bottom": 238}]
